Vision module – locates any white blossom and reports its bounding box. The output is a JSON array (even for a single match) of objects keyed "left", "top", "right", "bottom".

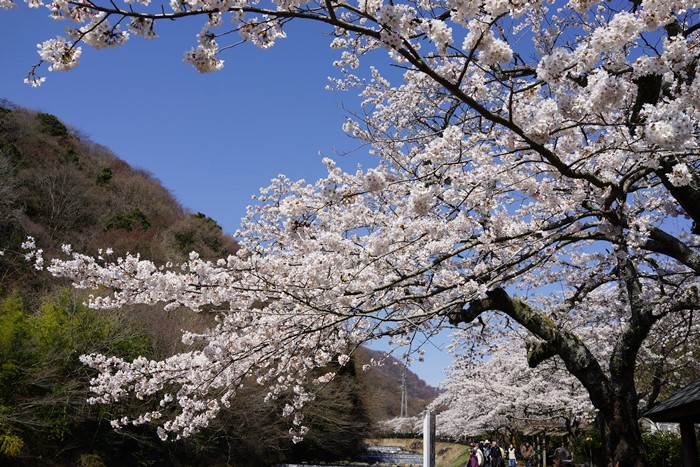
[
  {"left": 183, "top": 44, "right": 224, "bottom": 73},
  {"left": 37, "top": 36, "right": 81, "bottom": 71},
  {"left": 667, "top": 163, "right": 693, "bottom": 187}
]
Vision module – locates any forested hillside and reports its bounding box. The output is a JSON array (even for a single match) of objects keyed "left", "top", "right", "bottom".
[
  {"left": 354, "top": 347, "right": 439, "bottom": 421},
  {"left": 0, "top": 100, "right": 436, "bottom": 466}
]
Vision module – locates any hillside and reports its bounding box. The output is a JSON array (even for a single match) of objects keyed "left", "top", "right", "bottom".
[
  {"left": 0, "top": 99, "right": 241, "bottom": 353},
  {"left": 0, "top": 99, "right": 239, "bottom": 272},
  {"left": 355, "top": 347, "right": 440, "bottom": 421},
  {"left": 0, "top": 101, "right": 439, "bottom": 465}
]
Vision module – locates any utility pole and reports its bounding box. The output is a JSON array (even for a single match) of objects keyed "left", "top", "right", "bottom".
[
  {"left": 400, "top": 373, "right": 408, "bottom": 418},
  {"left": 423, "top": 409, "right": 436, "bottom": 467}
]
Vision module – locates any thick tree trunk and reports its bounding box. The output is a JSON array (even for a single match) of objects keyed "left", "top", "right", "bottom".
[
  {"left": 604, "top": 259, "right": 653, "bottom": 467},
  {"left": 603, "top": 396, "right": 648, "bottom": 467},
  {"left": 572, "top": 367, "right": 649, "bottom": 466}
]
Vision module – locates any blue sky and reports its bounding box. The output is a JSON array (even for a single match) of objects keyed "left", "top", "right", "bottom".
[
  {"left": 0, "top": 6, "right": 451, "bottom": 387},
  {"left": 1, "top": 9, "right": 358, "bottom": 227}
]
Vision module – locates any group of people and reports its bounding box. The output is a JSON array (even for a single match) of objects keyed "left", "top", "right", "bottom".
[
  {"left": 466, "top": 440, "right": 572, "bottom": 467},
  {"left": 465, "top": 440, "right": 523, "bottom": 467}
]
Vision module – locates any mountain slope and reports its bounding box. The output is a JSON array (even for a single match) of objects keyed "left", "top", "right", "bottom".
[{"left": 354, "top": 347, "right": 440, "bottom": 421}]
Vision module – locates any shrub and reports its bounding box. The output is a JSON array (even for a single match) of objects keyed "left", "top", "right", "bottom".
[
  {"left": 76, "top": 453, "right": 107, "bottom": 467},
  {"left": 191, "top": 212, "right": 222, "bottom": 231},
  {"left": 643, "top": 431, "right": 682, "bottom": 466},
  {"left": 105, "top": 208, "right": 151, "bottom": 232},
  {"left": 0, "top": 290, "right": 154, "bottom": 464},
  {"left": 96, "top": 167, "right": 113, "bottom": 186},
  {"left": 58, "top": 145, "right": 80, "bottom": 164},
  {"left": 573, "top": 428, "right": 605, "bottom": 467},
  {"left": 0, "top": 430, "right": 23, "bottom": 457},
  {"left": 0, "top": 99, "right": 13, "bottom": 113},
  {"left": 0, "top": 143, "right": 22, "bottom": 166},
  {"left": 170, "top": 212, "right": 237, "bottom": 259},
  {"left": 36, "top": 112, "right": 69, "bottom": 137},
  {"left": 174, "top": 229, "right": 195, "bottom": 253}
]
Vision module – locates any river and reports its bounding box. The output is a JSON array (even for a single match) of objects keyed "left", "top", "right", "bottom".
[{"left": 278, "top": 444, "right": 423, "bottom": 466}]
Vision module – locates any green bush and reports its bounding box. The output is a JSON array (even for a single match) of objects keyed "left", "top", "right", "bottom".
[
  {"left": 36, "top": 112, "right": 69, "bottom": 137},
  {"left": 174, "top": 229, "right": 195, "bottom": 253},
  {"left": 172, "top": 212, "right": 231, "bottom": 257},
  {"left": 105, "top": 208, "right": 151, "bottom": 232},
  {"left": 0, "top": 143, "right": 22, "bottom": 166},
  {"left": 191, "top": 212, "right": 222, "bottom": 231},
  {"left": 76, "top": 453, "right": 107, "bottom": 467},
  {"left": 643, "top": 431, "right": 682, "bottom": 466},
  {"left": 573, "top": 428, "right": 605, "bottom": 467},
  {"left": 0, "top": 295, "right": 27, "bottom": 357},
  {"left": 0, "top": 430, "right": 23, "bottom": 457},
  {"left": 58, "top": 145, "right": 80, "bottom": 164},
  {"left": 0, "top": 291, "right": 154, "bottom": 463},
  {"left": 96, "top": 167, "right": 113, "bottom": 186}
]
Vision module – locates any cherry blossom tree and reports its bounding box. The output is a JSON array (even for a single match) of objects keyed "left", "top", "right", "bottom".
[
  {"left": 5, "top": 0, "right": 700, "bottom": 465},
  {"left": 433, "top": 331, "right": 595, "bottom": 442}
]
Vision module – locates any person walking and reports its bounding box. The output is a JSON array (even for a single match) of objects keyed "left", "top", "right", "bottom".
[
  {"left": 520, "top": 442, "right": 535, "bottom": 467},
  {"left": 471, "top": 442, "right": 485, "bottom": 467},
  {"left": 489, "top": 440, "right": 504, "bottom": 467},
  {"left": 482, "top": 440, "right": 491, "bottom": 462},
  {"left": 507, "top": 443, "right": 517, "bottom": 467},
  {"left": 468, "top": 447, "right": 480, "bottom": 467}
]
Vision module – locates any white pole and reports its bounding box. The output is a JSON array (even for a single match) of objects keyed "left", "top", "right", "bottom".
[{"left": 423, "top": 410, "right": 435, "bottom": 467}]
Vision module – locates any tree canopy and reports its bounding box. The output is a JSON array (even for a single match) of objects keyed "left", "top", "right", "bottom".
[{"left": 4, "top": 0, "right": 700, "bottom": 465}]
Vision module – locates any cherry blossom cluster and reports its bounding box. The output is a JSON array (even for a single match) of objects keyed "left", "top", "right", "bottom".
[{"left": 433, "top": 334, "right": 595, "bottom": 438}]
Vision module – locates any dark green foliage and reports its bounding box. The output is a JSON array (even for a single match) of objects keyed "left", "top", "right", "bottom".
[
  {"left": 105, "top": 208, "right": 151, "bottom": 232},
  {"left": 95, "top": 167, "right": 112, "bottom": 186},
  {"left": 0, "top": 290, "right": 155, "bottom": 464},
  {"left": 173, "top": 229, "right": 195, "bottom": 253},
  {"left": 0, "top": 102, "right": 18, "bottom": 139},
  {"left": 642, "top": 431, "right": 683, "bottom": 467},
  {"left": 0, "top": 99, "right": 13, "bottom": 113},
  {"left": 571, "top": 427, "right": 698, "bottom": 467},
  {"left": 191, "top": 212, "right": 222, "bottom": 231},
  {"left": 75, "top": 453, "right": 107, "bottom": 467},
  {"left": 0, "top": 225, "right": 31, "bottom": 298},
  {"left": 58, "top": 146, "right": 80, "bottom": 165},
  {"left": 36, "top": 113, "right": 69, "bottom": 137}
]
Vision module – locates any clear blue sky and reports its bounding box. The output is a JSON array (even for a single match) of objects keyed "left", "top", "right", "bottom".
[{"left": 0, "top": 6, "right": 451, "bottom": 387}]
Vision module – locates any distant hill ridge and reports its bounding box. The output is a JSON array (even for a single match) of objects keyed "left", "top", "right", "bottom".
[
  {"left": 0, "top": 100, "right": 239, "bottom": 271},
  {"left": 354, "top": 347, "right": 440, "bottom": 421}
]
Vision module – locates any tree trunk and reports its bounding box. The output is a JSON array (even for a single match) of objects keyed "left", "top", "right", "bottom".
[
  {"left": 578, "top": 371, "right": 649, "bottom": 466},
  {"left": 599, "top": 310, "right": 651, "bottom": 467},
  {"left": 603, "top": 398, "right": 648, "bottom": 467}
]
